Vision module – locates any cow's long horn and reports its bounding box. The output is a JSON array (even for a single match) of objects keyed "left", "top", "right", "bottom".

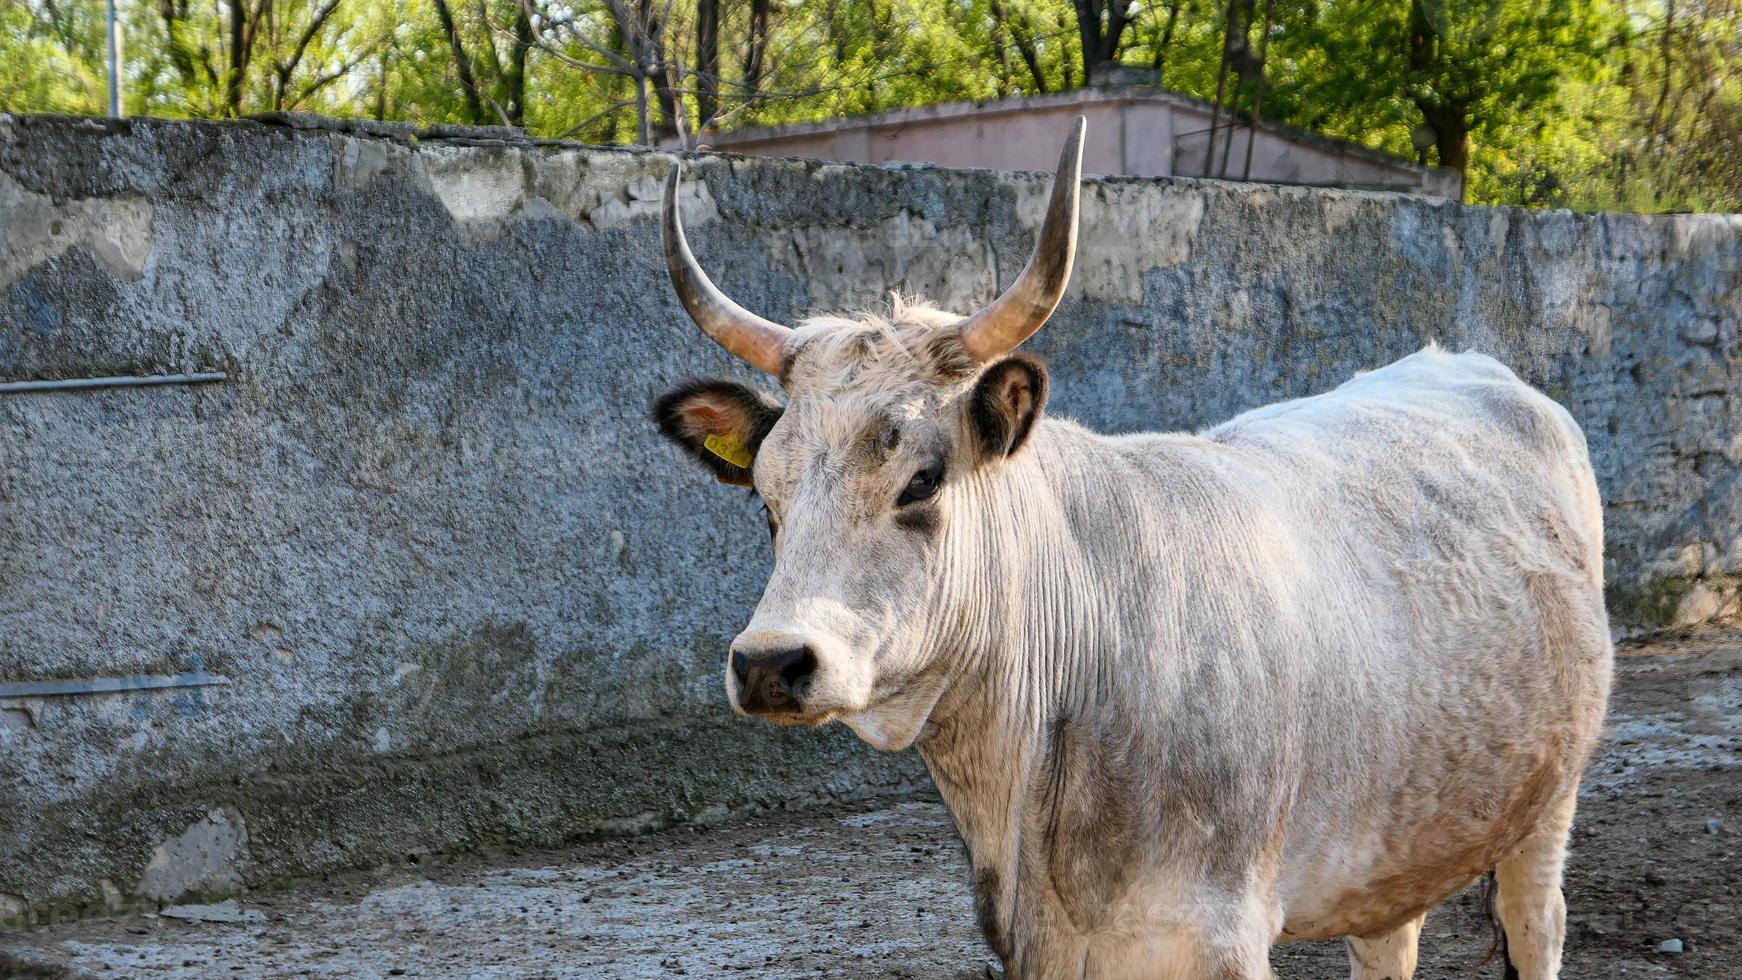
[
  {"left": 957, "top": 117, "right": 1085, "bottom": 362},
  {"left": 663, "top": 165, "right": 793, "bottom": 375}
]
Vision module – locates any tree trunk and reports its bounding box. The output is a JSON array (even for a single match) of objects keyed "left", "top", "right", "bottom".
[
  {"left": 1151, "top": 0, "right": 1183, "bottom": 80},
  {"left": 1072, "top": 0, "right": 1131, "bottom": 85},
  {"left": 271, "top": 0, "right": 342, "bottom": 113},
  {"left": 743, "top": 0, "right": 771, "bottom": 109},
  {"left": 636, "top": 0, "right": 677, "bottom": 140},
  {"left": 1406, "top": 0, "right": 1469, "bottom": 200},
  {"left": 433, "top": 0, "right": 487, "bottom": 124},
  {"left": 695, "top": 0, "right": 719, "bottom": 128},
  {"left": 227, "top": 0, "right": 247, "bottom": 116},
  {"left": 1411, "top": 101, "right": 1469, "bottom": 198},
  {"left": 374, "top": 49, "right": 388, "bottom": 121},
  {"left": 1239, "top": 0, "right": 1274, "bottom": 181},
  {"left": 991, "top": 0, "right": 1047, "bottom": 93},
  {"left": 507, "top": 1, "right": 532, "bottom": 127},
  {"left": 635, "top": 73, "right": 650, "bottom": 145},
  {"left": 653, "top": 70, "right": 679, "bottom": 141},
  {"left": 1215, "top": 0, "right": 1255, "bottom": 177},
  {"left": 1205, "top": 0, "right": 1237, "bottom": 176},
  {"left": 160, "top": 1, "right": 204, "bottom": 91},
  {"left": 1653, "top": 0, "right": 1677, "bottom": 151},
  {"left": 1434, "top": 121, "right": 1470, "bottom": 175}
]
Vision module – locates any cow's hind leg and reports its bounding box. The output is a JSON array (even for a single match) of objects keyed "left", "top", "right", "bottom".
[
  {"left": 1494, "top": 789, "right": 1578, "bottom": 979},
  {"left": 1345, "top": 912, "right": 1424, "bottom": 980}
]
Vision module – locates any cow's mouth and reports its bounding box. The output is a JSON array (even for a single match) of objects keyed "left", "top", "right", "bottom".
[
  {"left": 732, "top": 679, "right": 835, "bottom": 725},
  {"left": 734, "top": 694, "right": 841, "bottom": 728},
  {"left": 748, "top": 707, "right": 833, "bottom": 726}
]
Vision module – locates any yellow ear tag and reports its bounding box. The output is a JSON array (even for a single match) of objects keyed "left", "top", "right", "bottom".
[{"left": 703, "top": 433, "right": 753, "bottom": 469}]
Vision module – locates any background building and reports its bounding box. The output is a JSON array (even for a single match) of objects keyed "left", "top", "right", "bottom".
[{"left": 685, "top": 77, "right": 1461, "bottom": 199}]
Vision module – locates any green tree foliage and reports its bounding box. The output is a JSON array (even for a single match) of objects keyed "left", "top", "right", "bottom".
[
  {"left": 1, "top": 0, "right": 1736, "bottom": 211},
  {"left": 2, "top": 1, "right": 106, "bottom": 114},
  {"left": 125, "top": 0, "right": 387, "bottom": 117},
  {"left": 1579, "top": 0, "right": 1742, "bottom": 211},
  {"left": 1226, "top": 1, "right": 1611, "bottom": 194}
]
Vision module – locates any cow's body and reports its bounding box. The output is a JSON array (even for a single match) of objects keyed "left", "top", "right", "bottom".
[
  {"left": 653, "top": 120, "right": 1610, "bottom": 978},
  {"left": 910, "top": 345, "right": 1611, "bottom": 977}
]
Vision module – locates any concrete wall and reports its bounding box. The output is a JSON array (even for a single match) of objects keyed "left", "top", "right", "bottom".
[{"left": 1, "top": 115, "right": 1737, "bottom": 924}]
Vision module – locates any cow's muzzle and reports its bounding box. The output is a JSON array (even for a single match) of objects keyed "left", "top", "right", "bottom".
[{"left": 730, "top": 646, "right": 817, "bottom": 715}]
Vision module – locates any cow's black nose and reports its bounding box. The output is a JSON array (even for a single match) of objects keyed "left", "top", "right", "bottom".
[{"left": 731, "top": 647, "right": 817, "bottom": 713}]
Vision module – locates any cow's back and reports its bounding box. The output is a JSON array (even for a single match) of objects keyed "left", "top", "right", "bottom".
[{"left": 1196, "top": 346, "right": 1613, "bottom": 939}]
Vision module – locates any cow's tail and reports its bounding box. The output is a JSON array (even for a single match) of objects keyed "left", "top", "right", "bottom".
[{"left": 1477, "top": 869, "right": 1522, "bottom": 979}]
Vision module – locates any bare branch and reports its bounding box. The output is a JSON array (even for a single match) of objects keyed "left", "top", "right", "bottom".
[
  {"left": 273, "top": 0, "right": 343, "bottom": 110},
  {"left": 553, "top": 99, "right": 638, "bottom": 140},
  {"left": 287, "top": 32, "right": 386, "bottom": 110}
]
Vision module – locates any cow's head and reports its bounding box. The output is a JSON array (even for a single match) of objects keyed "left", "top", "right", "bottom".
[{"left": 654, "top": 120, "right": 1083, "bottom": 750}]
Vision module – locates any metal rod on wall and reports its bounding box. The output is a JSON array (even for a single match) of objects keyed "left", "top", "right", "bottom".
[
  {"left": 0, "top": 372, "right": 226, "bottom": 395},
  {"left": 0, "top": 673, "right": 230, "bottom": 698}
]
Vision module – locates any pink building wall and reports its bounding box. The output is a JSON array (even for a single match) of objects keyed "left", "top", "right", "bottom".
[{"left": 685, "top": 87, "right": 1459, "bottom": 199}]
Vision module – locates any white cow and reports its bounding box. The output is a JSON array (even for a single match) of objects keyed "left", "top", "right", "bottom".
[{"left": 652, "top": 119, "right": 1612, "bottom": 979}]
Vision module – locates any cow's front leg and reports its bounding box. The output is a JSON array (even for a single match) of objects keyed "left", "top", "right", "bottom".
[
  {"left": 1345, "top": 912, "right": 1424, "bottom": 980},
  {"left": 1008, "top": 921, "right": 1274, "bottom": 980},
  {"left": 1069, "top": 931, "right": 1272, "bottom": 980},
  {"left": 1074, "top": 907, "right": 1276, "bottom": 980}
]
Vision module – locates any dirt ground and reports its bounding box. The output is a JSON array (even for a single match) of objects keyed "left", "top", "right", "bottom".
[{"left": 4, "top": 628, "right": 1739, "bottom": 979}]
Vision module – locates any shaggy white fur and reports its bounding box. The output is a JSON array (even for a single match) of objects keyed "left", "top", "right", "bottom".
[{"left": 668, "top": 299, "right": 1611, "bottom": 980}]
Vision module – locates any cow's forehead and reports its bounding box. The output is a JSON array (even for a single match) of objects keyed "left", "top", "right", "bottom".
[
  {"left": 776, "top": 388, "right": 942, "bottom": 450},
  {"left": 781, "top": 301, "right": 979, "bottom": 397}
]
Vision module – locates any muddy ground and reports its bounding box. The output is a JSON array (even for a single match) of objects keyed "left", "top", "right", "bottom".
[{"left": 4, "top": 629, "right": 1739, "bottom": 979}]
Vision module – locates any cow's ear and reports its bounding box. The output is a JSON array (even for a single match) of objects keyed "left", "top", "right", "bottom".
[
  {"left": 970, "top": 353, "right": 1048, "bottom": 459},
  {"left": 653, "top": 379, "right": 784, "bottom": 487}
]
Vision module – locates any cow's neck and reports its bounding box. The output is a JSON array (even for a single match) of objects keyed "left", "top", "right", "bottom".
[{"left": 916, "top": 420, "right": 1134, "bottom": 957}]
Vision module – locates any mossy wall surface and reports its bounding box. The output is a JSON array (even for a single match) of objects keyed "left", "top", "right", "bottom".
[{"left": 2, "top": 114, "right": 1737, "bottom": 921}]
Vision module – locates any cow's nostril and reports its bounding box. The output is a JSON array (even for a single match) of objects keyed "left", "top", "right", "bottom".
[
  {"left": 775, "top": 647, "right": 817, "bottom": 693},
  {"left": 733, "top": 646, "right": 817, "bottom": 713}
]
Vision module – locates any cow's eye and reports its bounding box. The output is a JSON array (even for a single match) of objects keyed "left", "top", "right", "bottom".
[{"left": 897, "top": 462, "right": 943, "bottom": 507}]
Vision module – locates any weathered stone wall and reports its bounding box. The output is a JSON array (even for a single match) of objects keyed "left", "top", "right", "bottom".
[{"left": 1, "top": 115, "right": 1736, "bottom": 923}]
